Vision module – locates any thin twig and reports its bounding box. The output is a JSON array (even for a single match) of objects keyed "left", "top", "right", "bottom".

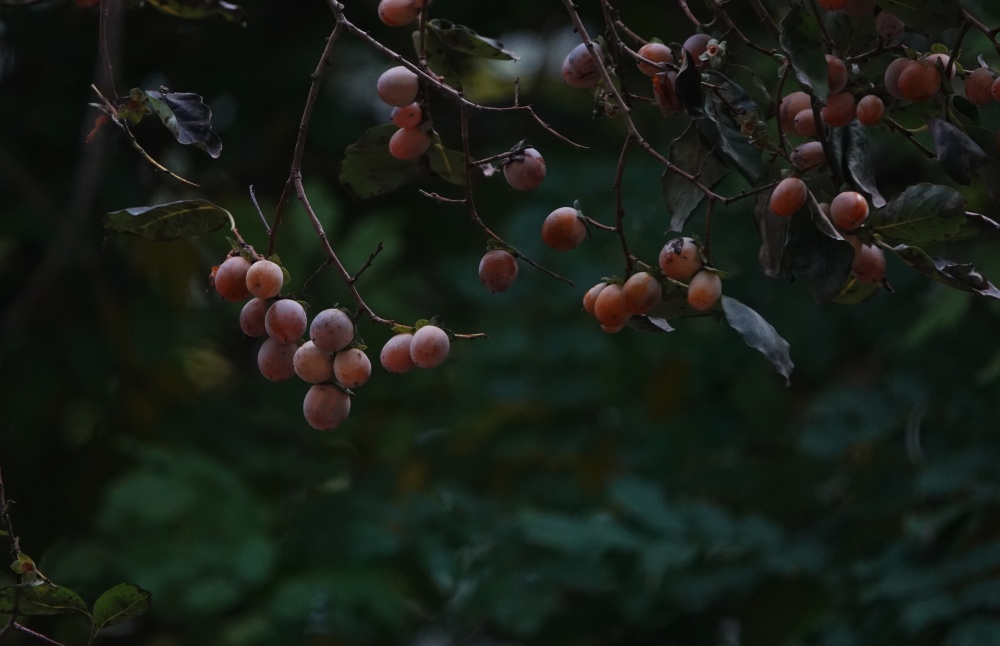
[
  {"left": 612, "top": 134, "right": 636, "bottom": 275},
  {"left": 248, "top": 185, "right": 271, "bottom": 235}
]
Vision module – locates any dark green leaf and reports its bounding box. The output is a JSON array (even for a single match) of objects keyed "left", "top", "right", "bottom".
[
  {"left": 887, "top": 244, "right": 1000, "bottom": 299},
  {"left": 0, "top": 584, "right": 90, "bottom": 617},
  {"left": 721, "top": 296, "right": 794, "bottom": 384},
  {"left": 720, "top": 64, "right": 774, "bottom": 118},
  {"left": 779, "top": 7, "right": 829, "bottom": 100},
  {"left": 869, "top": 183, "right": 970, "bottom": 244},
  {"left": 103, "top": 199, "right": 232, "bottom": 240},
  {"left": 880, "top": 0, "right": 960, "bottom": 33},
  {"left": 143, "top": 0, "right": 245, "bottom": 24},
  {"left": 754, "top": 186, "right": 789, "bottom": 277},
  {"left": 675, "top": 49, "right": 704, "bottom": 117},
  {"left": 92, "top": 583, "right": 151, "bottom": 629},
  {"left": 698, "top": 88, "right": 763, "bottom": 185},
  {"left": 339, "top": 124, "right": 429, "bottom": 200},
  {"left": 834, "top": 121, "right": 886, "bottom": 207},
  {"left": 963, "top": 0, "right": 1000, "bottom": 25},
  {"left": 782, "top": 208, "right": 854, "bottom": 302},
  {"left": 927, "top": 118, "right": 988, "bottom": 185},
  {"left": 663, "top": 123, "right": 728, "bottom": 232},
  {"left": 144, "top": 90, "right": 222, "bottom": 158},
  {"left": 426, "top": 19, "right": 518, "bottom": 61},
  {"left": 833, "top": 276, "right": 882, "bottom": 304},
  {"left": 626, "top": 315, "right": 674, "bottom": 333},
  {"left": 426, "top": 133, "right": 465, "bottom": 185},
  {"left": 415, "top": 28, "right": 463, "bottom": 91}
]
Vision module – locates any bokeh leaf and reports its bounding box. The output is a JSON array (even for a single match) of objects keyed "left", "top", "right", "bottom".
[
  {"left": 104, "top": 200, "right": 233, "bottom": 240},
  {"left": 143, "top": 0, "right": 245, "bottom": 23},
  {"left": 426, "top": 19, "right": 518, "bottom": 61}
]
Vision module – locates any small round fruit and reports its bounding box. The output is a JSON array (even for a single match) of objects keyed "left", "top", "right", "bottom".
[
  {"left": 542, "top": 206, "right": 587, "bottom": 251},
  {"left": 884, "top": 57, "right": 912, "bottom": 99},
  {"left": 637, "top": 42, "right": 674, "bottom": 77},
  {"left": 687, "top": 270, "right": 722, "bottom": 311},
  {"left": 818, "top": 0, "right": 849, "bottom": 9},
  {"left": 410, "top": 325, "right": 450, "bottom": 369},
  {"left": 593, "top": 283, "right": 630, "bottom": 327},
  {"left": 875, "top": 11, "right": 904, "bottom": 41},
  {"left": 965, "top": 68, "right": 997, "bottom": 105},
  {"left": 848, "top": 236, "right": 887, "bottom": 284},
  {"left": 303, "top": 384, "right": 351, "bottom": 431},
  {"left": 504, "top": 148, "right": 546, "bottom": 191},
  {"left": 991, "top": 77, "right": 1000, "bottom": 103},
  {"left": 311, "top": 308, "right": 355, "bottom": 353},
  {"left": 897, "top": 60, "right": 940, "bottom": 102},
  {"left": 583, "top": 282, "right": 607, "bottom": 315},
  {"left": 376, "top": 66, "right": 420, "bottom": 107},
  {"left": 827, "top": 55, "right": 848, "bottom": 94},
  {"left": 389, "top": 127, "right": 430, "bottom": 160},
  {"left": 682, "top": 33, "right": 712, "bottom": 67},
  {"left": 821, "top": 92, "right": 857, "bottom": 127},
  {"left": 926, "top": 53, "right": 956, "bottom": 80},
  {"left": 258, "top": 337, "right": 297, "bottom": 382},
  {"left": 245, "top": 259, "right": 284, "bottom": 299},
  {"left": 293, "top": 341, "right": 335, "bottom": 384},
  {"left": 378, "top": 0, "right": 418, "bottom": 26},
  {"left": 562, "top": 42, "right": 601, "bottom": 88},
  {"left": 856, "top": 95, "right": 884, "bottom": 125},
  {"left": 214, "top": 255, "right": 252, "bottom": 302},
  {"left": 658, "top": 237, "right": 702, "bottom": 282},
  {"left": 793, "top": 108, "right": 817, "bottom": 137},
  {"left": 791, "top": 141, "right": 826, "bottom": 171},
  {"left": 770, "top": 177, "right": 809, "bottom": 217},
  {"left": 479, "top": 250, "right": 518, "bottom": 293},
  {"left": 240, "top": 297, "right": 270, "bottom": 337},
  {"left": 779, "top": 91, "right": 812, "bottom": 133},
  {"left": 265, "top": 299, "right": 308, "bottom": 344},
  {"left": 381, "top": 334, "right": 415, "bottom": 373},
  {"left": 601, "top": 323, "right": 626, "bottom": 334},
  {"left": 830, "top": 191, "right": 870, "bottom": 230},
  {"left": 622, "top": 272, "right": 662, "bottom": 315},
  {"left": 334, "top": 348, "right": 372, "bottom": 388},
  {"left": 390, "top": 102, "right": 422, "bottom": 128}
]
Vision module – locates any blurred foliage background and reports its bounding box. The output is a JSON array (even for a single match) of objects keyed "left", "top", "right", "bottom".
[{"left": 2, "top": 0, "right": 1000, "bottom": 644}]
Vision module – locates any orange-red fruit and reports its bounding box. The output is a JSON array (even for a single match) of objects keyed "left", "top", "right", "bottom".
[
  {"left": 583, "top": 283, "right": 607, "bottom": 314},
  {"left": 791, "top": 141, "right": 826, "bottom": 171},
  {"left": 410, "top": 325, "right": 450, "bottom": 369},
  {"left": 311, "top": 308, "right": 355, "bottom": 353},
  {"left": 830, "top": 191, "right": 870, "bottom": 230},
  {"left": 389, "top": 127, "right": 430, "bottom": 161},
  {"left": 303, "top": 384, "right": 351, "bottom": 431},
  {"left": 593, "top": 283, "right": 630, "bottom": 327},
  {"left": 542, "top": 207, "right": 587, "bottom": 251},
  {"left": 378, "top": 0, "right": 418, "bottom": 26},
  {"left": 376, "top": 66, "right": 419, "bottom": 107},
  {"left": 637, "top": 42, "right": 674, "bottom": 77},
  {"left": 658, "top": 237, "right": 702, "bottom": 282},
  {"left": 770, "top": 177, "right": 809, "bottom": 217},
  {"left": 991, "top": 77, "right": 1000, "bottom": 103},
  {"left": 380, "top": 334, "right": 415, "bottom": 373},
  {"left": 478, "top": 250, "right": 519, "bottom": 293},
  {"left": 821, "top": 92, "right": 857, "bottom": 127},
  {"left": 504, "top": 147, "right": 546, "bottom": 191},
  {"left": 847, "top": 236, "right": 887, "bottom": 284},
  {"left": 875, "top": 11, "right": 904, "bottom": 41},
  {"left": 258, "top": 338, "right": 297, "bottom": 382},
  {"left": 884, "top": 57, "right": 912, "bottom": 99},
  {"left": 390, "top": 102, "right": 422, "bottom": 129},
  {"left": 779, "top": 91, "right": 812, "bottom": 133},
  {"left": 214, "top": 255, "right": 252, "bottom": 302},
  {"left": 622, "top": 272, "right": 662, "bottom": 315},
  {"left": 562, "top": 42, "right": 602, "bottom": 88},
  {"left": 653, "top": 71, "right": 681, "bottom": 112},
  {"left": 818, "top": 0, "right": 849, "bottom": 9},
  {"left": 965, "top": 68, "right": 997, "bottom": 105},
  {"left": 793, "top": 109, "right": 817, "bottom": 137},
  {"left": 827, "top": 55, "right": 848, "bottom": 94},
  {"left": 293, "top": 341, "right": 335, "bottom": 384},
  {"left": 682, "top": 33, "right": 712, "bottom": 67},
  {"left": 856, "top": 95, "right": 884, "bottom": 125},
  {"left": 245, "top": 259, "right": 284, "bottom": 299},
  {"left": 687, "top": 271, "right": 722, "bottom": 311},
  {"left": 897, "top": 60, "right": 941, "bottom": 102},
  {"left": 926, "top": 53, "right": 956, "bottom": 80},
  {"left": 240, "top": 298, "right": 270, "bottom": 337},
  {"left": 333, "top": 348, "right": 372, "bottom": 388},
  {"left": 265, "top": 299, "right": 307, "bottom": 344}
]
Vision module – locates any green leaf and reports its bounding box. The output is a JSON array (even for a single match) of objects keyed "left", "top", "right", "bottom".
[
  {"left": 92, "top": 583, "right": 151, "bottom": 630},
  {"left": 415, "top": 28, "right": 463, "bottom": 91},
  {"left": 425, "top": 19, "right": 518, "bottom": 61},
  {"left": 886, "top": 244, "right": 1000, "bottom": 299},
  {"left": 721, "top": 296, "right": 793, "bottom": 384},
  {"left": 626, "top": 314, "right": 674, "bottom": 333},
  {"left": 103, "top": 200, "right": 233, "bottom": 240},
  {"left": 869, "top": 183, "right": 971, "bottom": 244},
  {"left": 782, "top": 208, "right": 854, "bottom": 303},
  {"left": 880, "top": 0, "right": 961, "bottom": 33},
  {"left": 779, "top": 6, "right": 829, "bottom": 100},
  {"left": 143, "top": 0, "right": 245, "bottom": 24},
  {"left": 698, "top": 84, "right": 763, "bottom": 185},
  {"left": 663, "top": 123, "right": 728, "bottom": 232},
  {"left": 834, "top": 275, "right": 882, "bottom": 304},
  {"left": 754, "top": 187, "right": 789, "bottom": 278},
  {"left": 0, "top": 584, "right": 90, "bottom": 617},
  {"left": 675, "top": 49, "right": 705, "bottom": 117},
  {"left": 144, "top": 90, "right": 223, "bottom": 158},
  {"left": 426, "top": 133, "right": 465, "bottom": 185},
  {"left": 339, "top": 124, "right": 429, "bottom": 200},
  {"left": 928, "top": 118, "right": 988, "bottom": 185},
  {"left": 963, "top": 0, "right": 1000, "bottom": 25},
  {"left": 833, "top": 121, "right": 886, "bottom": 207}
]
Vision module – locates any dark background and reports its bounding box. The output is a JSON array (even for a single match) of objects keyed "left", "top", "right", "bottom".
[{"left": 2, "top": 1, "right": 1000, "bottom": 644}]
